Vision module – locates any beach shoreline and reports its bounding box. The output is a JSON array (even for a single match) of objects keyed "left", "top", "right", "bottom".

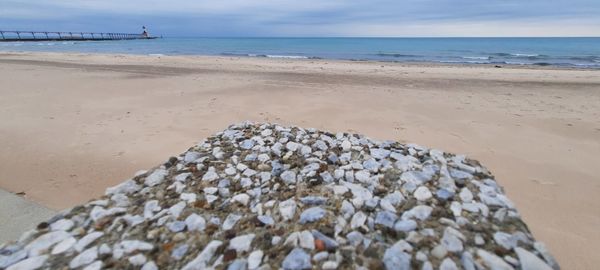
[
  {"left": 0, "top": 51, "right": 599, "bottom": 268},
  {"left": 2, "top": 50, "right": 600, "bottom": 71}
]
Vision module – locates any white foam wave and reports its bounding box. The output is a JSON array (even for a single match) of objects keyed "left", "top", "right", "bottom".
[
  {"left": 148, "top": 53, "right": 165, "bottom": 57},
  {"left": 440, "top": 60, "right": 490, "bottom": 64},
  {"left": 462, "top": 56, "right": 490, "bottom": 60},
  {"left": 511, "top": 53, "right": 539, "bottom": 57},
  {"left": 265, "top": 55, "right": 308, "bottom": 59}
]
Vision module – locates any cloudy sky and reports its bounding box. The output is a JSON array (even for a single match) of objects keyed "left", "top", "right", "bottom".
[{"left": 1, "top": 0, "right": 599, "bottom": 37}]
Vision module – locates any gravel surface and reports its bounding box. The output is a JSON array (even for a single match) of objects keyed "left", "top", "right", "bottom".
[{"left": 0, "top": 122, "right": 559, "bottom": 270}]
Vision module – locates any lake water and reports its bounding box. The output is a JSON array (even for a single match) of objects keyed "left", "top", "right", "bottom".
[{"left": 2, "top": 37, "right": 599, "bottom": 68}]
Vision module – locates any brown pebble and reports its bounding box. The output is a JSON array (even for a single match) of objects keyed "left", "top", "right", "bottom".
[
  {"left": 162, "top": 242, "right": 175, "bottom": 252},
  {"left": 315, "top": 239, "right": 326, "bottom": 251},
  {"left": 224, "top": 230, "right": 237, "bottom": 239},
  {"left": 223, "top": 249, "right": 237, "bottom": 262},
  {"left": 36, "top": 222, "right": 49, "bottom": 230}
]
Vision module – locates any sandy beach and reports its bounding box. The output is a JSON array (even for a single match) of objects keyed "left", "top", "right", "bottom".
[{"left": 0, "top": 51, "right": 598, "bottom": 268}]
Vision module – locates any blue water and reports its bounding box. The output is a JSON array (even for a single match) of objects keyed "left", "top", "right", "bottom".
[{"left": 2, "top": 37, "right": 600, "bottom": 68}]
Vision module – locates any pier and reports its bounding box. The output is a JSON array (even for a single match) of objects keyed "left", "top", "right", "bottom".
[{"left": 0, "top": 30, "right": 157, "bottom": 42}]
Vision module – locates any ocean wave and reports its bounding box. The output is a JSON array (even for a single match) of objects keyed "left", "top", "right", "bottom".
[
  {"left": 220, "top": 52, "right": 256, "bottom": 57},
  {"left": 511, "top": 53, "right": 539, "bottom": 57},
  {"left": 568, "top": 56, "right": 600, "bottom": 62},
  {"left": 572, "top": 62, "right": 600, "bottom": 67},
  {"left": 376, "top": 53, "right": 421, "bottom": 58},
  {"left": 220, "top": 52, "right": 310, "bottom": 59},
  {"left": 490, "top": 52, "right": 549, "bottom": 59},
  {"left": 148, "top": 53, "right": 165, "bottom": 57},
  {"left": 462, "top": 56, "right": 490, "bottom": 60},
  {"left": 265, "top": 55, "right": 309, "bottom": 59},
  {"left": 439, "top": 60, "right": 490, "bottom": 64}
]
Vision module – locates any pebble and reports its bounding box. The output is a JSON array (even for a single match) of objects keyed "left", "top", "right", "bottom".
[
  {"left": 257, "top": 215, "right": 274, "bottom": 226},
  {"left": 370, "top": 148, "right": 391, "bottom": 159},
  {"left": 494, "top": 232, "right": 517, "bottom": 250},
  {"left": 227, "top": 259, "right": 247, "bottom": 270},
  {"left": 145, "top": 169, "right": 168, "bottom": 187},
  {"left": 0, "top": 250, "right": 26, "bottom": 269},
  {"left": 202, "top": 170, "right": 219, "bottom": 182},
  {"left": 50, "top": 219, "right": 74, "bottom": 231},
  {"left": 83, "top": 261, "right": 102, "bottom": 270},
  {"left": 182, "top": 240, "right": 222, "bottom": 270},
  {"left": 313, "top": 251, "right": 329, "bottom": 262},
  {"left": 282, "top": 248, "right": 311, "bottom": 270},
  {"left": 184, "top": 152, "right": 201, "bottom": 163},
  {"left": 354, "top": 170, "right": 371, "bottom": 183},
  {"left": 311, "top": 231, "right": 338, "bottom": 251},
  {"left": 440, "top": 258, "right": 458, "bottom": 270},
  {"left": 346, "top": 231, "right": 363, "bottom": 246},
  {"left": 51, "top": 237, "right": 76, "bottom": 255},
  {"left": 229, "top": 234, "right": 256, "bottom": 252},
  {"left": 24, "top": 230, "right": 71, "bottom": 256},
  {"left": 401, "top": 205, "right": 433, "bottom": 221},
  {"left": 271, "top": 236, "right": 282, "bottom": 246},
  {"left": 394, "top": 219, "right": 418, "bottom": 232},
  {"left": 247, "top": 250, "right": 264, "bottom": 269},
  {"left": 142, "top": 261, "right": 158, "bottom": 270},
  {"left": 299, "top": 196, "right": 327, "bottom": 205},
  {"left": 129, "top": 254, "right": 147, "bottom": 265},
  {"left": 436, "top": 189, "right": 455, "bottom": 201},
  {"left": 280, "top": 170, "right": 297, "bottom": 185},
  {"left": 168, "top": 221, "right": 186, "bottom": 232},
  {"left": 322, "top": 261, "right": 338, "bottom": 269},
  {"left": 533, "top": 242, "right": 560, "bottom": 270},
  {"left": 459, "top": 188, "right": 473, "bottom": 202},
  {"left": 299, "top": 231, "right": 315, "bottom": 249},
  {"left": 119, "top": 240, "right": 154, "bottom": 253},
  {"left": 279, "top": 199, "right": 297, "bottom": 221},
  {"left": 299, "top": 207, "right": 327, "bottom": 224},
  {"left": 442, "top": 228, "right": 464, "bottom": 252},
  {"left": 231, "top": 194, "right": 250, "bottom": 206},
  {"left": 414, "top": 186, "right": 432, "bottom": 201},
  {"left": 104, "top": 179, "right": 140, "bottom": 195},
  {"left": 241, "top": 139, "right": 255, "bottom": 150},
  {"left": 375, "top": 211, "right": 397, "bottom": 228},
  {"left": 382, "top": 245, "right": 411, "bottom": 270},
  {"left": 74, "top": 231, "right": 104, "bottom": 252},
  {"left": 69, "top": 246, "right": 98, "bottom": 269},
  {"left": 5, "top": 255, "right": 47, "bottom": 270},
  {"left": 185, "top": 214, "right": 206, "bottom": 231},
  {"left": 476, "top": 249, "right": 514, "bottom": 270},
  {"left": 431, "top": 245, "right": 448, "bottom": 259},
  {"left": 350, "top": 211, "right": 367, "bottom": 229},
  {"left": 515, "top": 247, "right": 553, "bottom": 270},
  {"left": 341, "top": 140, "right": 352, "bottom": 151},
  {"left": 222, "top": 214, "right": 243, "bottom": 230},
  {"left": 172, "top": 245, "right": 189, "bottom": 260}
]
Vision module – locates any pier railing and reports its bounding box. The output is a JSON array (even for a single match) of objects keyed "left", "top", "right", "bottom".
[{"left": 0, "top": 30, "right": 156, "bottom": 42}]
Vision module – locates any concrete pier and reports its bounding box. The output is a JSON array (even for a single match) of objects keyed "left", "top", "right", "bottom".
[{"left": 0, "top": 30, "right": 157, "bottom": 42}]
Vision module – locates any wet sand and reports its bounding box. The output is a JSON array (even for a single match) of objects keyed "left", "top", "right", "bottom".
[{"left": 0, "top": 51, "right": 599, "bottom": 269}]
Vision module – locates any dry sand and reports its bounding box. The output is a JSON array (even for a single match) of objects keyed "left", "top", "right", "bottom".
[{"left": 0, "top": 51, "right": 598, "bottom": 269}]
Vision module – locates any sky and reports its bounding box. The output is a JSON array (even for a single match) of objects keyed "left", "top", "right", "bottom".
[{"left": 1, "top": 0, "right": 599, "bottom": 37}]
